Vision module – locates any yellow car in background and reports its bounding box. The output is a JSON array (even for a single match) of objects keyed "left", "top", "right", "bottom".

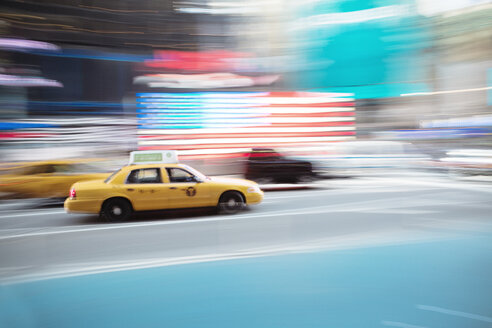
[
  {"left": 64, "top": 151, "right": 263, "bottom": 222},
  {"left": 0, "top": 160, "right": 111, "bottom": 199}
]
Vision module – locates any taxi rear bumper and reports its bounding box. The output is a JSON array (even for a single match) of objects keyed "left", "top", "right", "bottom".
[{"left": 64, "top": 198, "right": 102, "bottom": 214}]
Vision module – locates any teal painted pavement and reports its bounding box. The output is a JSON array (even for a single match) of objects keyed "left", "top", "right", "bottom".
[{"left": 1, "top": 235, "right": 491, "bottom": 328}]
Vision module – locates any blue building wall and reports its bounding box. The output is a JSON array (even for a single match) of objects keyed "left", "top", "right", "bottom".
[{"left": 291, "top": 0, "right": 430, "bottom": 99}]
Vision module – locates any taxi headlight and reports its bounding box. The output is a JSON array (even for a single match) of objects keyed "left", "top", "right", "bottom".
[{"left": 247, "top": 185, "right": 261, "bottom": 193}]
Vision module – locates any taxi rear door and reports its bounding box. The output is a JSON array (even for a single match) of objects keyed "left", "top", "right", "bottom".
[{"left": 118, "top": 167, "right": 168, "bottom": 211}]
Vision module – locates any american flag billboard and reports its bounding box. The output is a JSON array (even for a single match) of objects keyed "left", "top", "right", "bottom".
[{"left": 136, "top": 91, "right": 356, "bottom": 160}]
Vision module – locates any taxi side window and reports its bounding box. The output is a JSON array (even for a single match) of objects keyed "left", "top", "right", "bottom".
[
  {"left": 126, "top": 168, "right": 161, "bottom": 184},
  {"left": 166, "top": 168, "right": 194, "bottom": 183}
]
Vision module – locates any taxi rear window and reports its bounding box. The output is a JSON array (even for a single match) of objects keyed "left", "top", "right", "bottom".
[
  {"left": 126, "top": 168, "right": 162, "bottom": 184},
  {"left": 104, "top": 169, "right": 121, "bottom": 183}
]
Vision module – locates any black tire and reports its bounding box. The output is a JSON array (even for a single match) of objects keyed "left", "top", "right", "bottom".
[
  {"left": 296, "top": 174, "right": 315, "bottom": 184},
  {"left": 101, "top": 198, "right": 132, "bottom": 222},
  {"left": 254, "top": 176, "right": 274, "bottom": 184},
  {"left": 218, "top": 191, "right": 245, "bottom": 214}
]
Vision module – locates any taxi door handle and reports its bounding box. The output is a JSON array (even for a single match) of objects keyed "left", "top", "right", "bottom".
[
  {"left": 127, "top": 188, "right": 135, "bottom": 191},
  {"left": 169, "top": 187, "right": 177, "bottom": 190}
]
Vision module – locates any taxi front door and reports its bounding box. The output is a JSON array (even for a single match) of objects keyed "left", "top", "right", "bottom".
[{"left": 163, "top": 168, "right": 211, "bottom": 208}]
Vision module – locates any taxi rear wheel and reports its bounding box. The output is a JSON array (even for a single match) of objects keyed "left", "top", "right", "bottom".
[
  {"left": 218, "top": 191, "right": 245, "bottom": 214},
  {"left": 101, "top": 198, "right": 132, "bottom": 222}
]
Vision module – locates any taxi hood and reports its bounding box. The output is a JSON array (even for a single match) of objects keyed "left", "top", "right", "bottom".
[{"left": 208, "top": 176, "right": 257, "bottom": 187}]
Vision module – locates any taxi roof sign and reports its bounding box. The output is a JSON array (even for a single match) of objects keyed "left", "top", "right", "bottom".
[{"left": 129, "top": 150, "right": 178, "bottom": 165}]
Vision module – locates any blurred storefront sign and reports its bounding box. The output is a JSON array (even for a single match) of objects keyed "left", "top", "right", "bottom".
[
  {"left": 144, "top": 50, "right": 252, "bottom": 72},
  {"left": 0, "top": 38, "right": 59, "bottom": 52},
  {"left": 142, "top": 50, "right": 289, "bottom": 73},
  {"left": 0, "top": 74, "right": 62, "bottom": 88}
]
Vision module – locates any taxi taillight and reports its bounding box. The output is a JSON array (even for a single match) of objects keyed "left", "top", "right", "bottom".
[{"left": 69, "top": 188, "right": 76, "bottom": 199}]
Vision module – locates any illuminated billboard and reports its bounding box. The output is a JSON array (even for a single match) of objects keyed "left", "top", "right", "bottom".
[{"left": 136, "top": 92, "right": 356, "bottom": 160}]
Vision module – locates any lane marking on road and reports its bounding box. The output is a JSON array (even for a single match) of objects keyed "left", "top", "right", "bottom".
[
  {"left": 0, "top": 230, "right": 446, "bottom": 285},
  {"left": 1, "top": 188, "right": 434, "bottom": 225},
  {"left": 353, "top": 209, "right": 438, "bottom": 215},
  {"left": 0, "top": 184, "right": 436, "bottom": 216},
  {"left": 263, "top": 176, "right": 492, "bottom": 201},
  {"left": 0, "top": 210, "right": 66, "bottom": 219},
  {"left": 417, "top": 305, "right": 492, "bottom": 323},
  {"left": 263, "top": 187, "right": 437, "bottom": 202},
  {"left": 367, "top": 177, "right": 492, "bottom": 193},
  {"left": 1, "top": 191, "right": 488, "bottom": 241},
  {"left": 263, "top": 182, "right": 462, "bottom": 200}
]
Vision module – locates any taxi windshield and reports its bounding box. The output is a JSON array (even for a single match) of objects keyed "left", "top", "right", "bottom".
[{"left": 181, "top": 165, "right": 208, "bottom": 181}]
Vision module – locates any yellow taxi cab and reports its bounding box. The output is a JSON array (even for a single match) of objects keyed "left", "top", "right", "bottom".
[
  {"left": 64, "top": 151, "right": 264, "bottom": 221},
  {"left": 0, "top": 160, "right": 111, "bottom": 199}
]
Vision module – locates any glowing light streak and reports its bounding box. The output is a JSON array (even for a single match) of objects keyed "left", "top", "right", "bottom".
[
  {"left": 138, "top": 117, "right": 354, "bottom": 125},
  {"left": 0, "top": 38, "right": 58, "bottom": 51},
  {"left": 137, "top": 107, "right": 354, "bottom": 113},
  {"left": 401, "top": 86, "right": 492, "bottom": 96},
  {"left": 137, "top": 97, "right": 354, "bottom": 104},
  {"left": 138, "top": 137, "right": 356, "bottom": 150},
  {"left": 138, "top": 131, "right": 355, "bottom": 140},
  {"left": 137, "top": 126, "right": 355, "bottom": 135},
  {"left": 137, "top": 92, "right": 269, "bottom": 98},
  {"left": 138, "top": 136, "right": 355, "bottom": 146}
]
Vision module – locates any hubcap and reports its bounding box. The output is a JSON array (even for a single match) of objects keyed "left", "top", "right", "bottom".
[
  {"left": 112, "top": 206, "right": 122, "bottom": 216},
  {"left": 227, "top": 198, "right": 237, "bottom": 208}
]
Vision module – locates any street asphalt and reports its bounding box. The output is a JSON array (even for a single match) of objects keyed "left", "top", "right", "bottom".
[
  {"left": 1, "top": 173, "right": 492, "bottom": 327},
  {"left": 0, "top": 173, "right": 490, "bottom": 282}
]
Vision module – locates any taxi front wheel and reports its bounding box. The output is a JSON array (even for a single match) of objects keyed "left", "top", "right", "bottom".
[
  {"left": 101, "top": 198, "right": 133, "bottom": 222},
  {"left": 218, "top": 191, "right": 245, "bottom": 214}
]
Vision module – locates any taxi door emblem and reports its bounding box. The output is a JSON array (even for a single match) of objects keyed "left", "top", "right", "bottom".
[{"left": 186, "top": 187, "right": 196, "bottom": 197}]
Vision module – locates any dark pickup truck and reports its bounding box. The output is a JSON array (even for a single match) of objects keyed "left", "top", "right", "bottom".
[{"left": 244, "top": 148, "right": 315, "bottom": 184}]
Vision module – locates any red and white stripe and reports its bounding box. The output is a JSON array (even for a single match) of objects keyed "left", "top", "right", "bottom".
[{"left": 137, "top": 91, "right": 356, "bottom": 159}]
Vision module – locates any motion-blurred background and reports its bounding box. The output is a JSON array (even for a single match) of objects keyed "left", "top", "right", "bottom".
[
  {"left": 1, "top": 3, "right": 492, "bottom": 327},
  {"left": 0, "top": 0, "right": 491, "bottom": 191}
]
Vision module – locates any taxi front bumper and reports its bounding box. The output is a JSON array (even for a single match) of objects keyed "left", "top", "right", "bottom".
[
  {"left": 245, "top": 190, "right": 264, "bottom": 205},
  {"left": 64, "top": 198, "right": 102, "bottom": 214}
]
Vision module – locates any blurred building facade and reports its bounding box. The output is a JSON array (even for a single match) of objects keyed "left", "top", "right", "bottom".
[
  {"left": 380, "top": 2, "right": 492, "bottom": 148},
  {"left": 429, "top": 3, "right": 491, "bottom": 117},
  {"left": 0, "top": 0, "right": 491, "bottom": 162}
]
